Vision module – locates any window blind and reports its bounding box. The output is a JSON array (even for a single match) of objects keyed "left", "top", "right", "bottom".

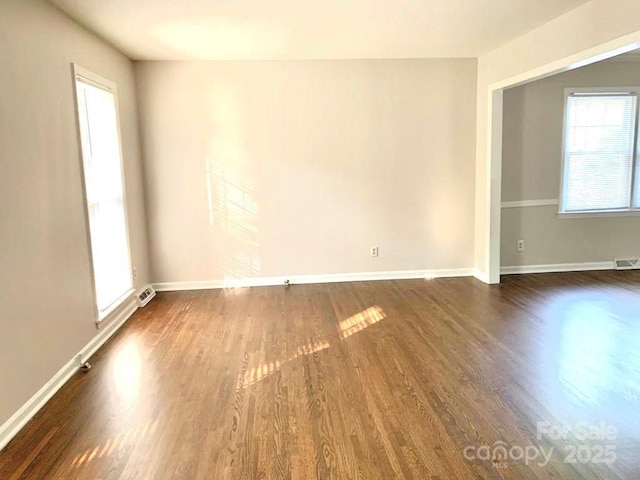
[
  {"left": 76, "top": 77, "right": 132, "bottom": 313},
  {"left": 561, "top": 93, "right": 638, "bottom": 212}
]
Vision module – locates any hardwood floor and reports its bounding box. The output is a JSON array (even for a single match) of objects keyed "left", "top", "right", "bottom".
[{"left": 2, "top": 272, "right": 640, "bottom": 479}]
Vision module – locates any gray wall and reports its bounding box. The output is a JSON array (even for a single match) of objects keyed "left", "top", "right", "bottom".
[
  {"left": 135, "top": 59, "right": 478, "bottom": 284},
  {"left": 501, "top": 60, "right": 640, "bottom": 267},
  {"left": 0, "top": 0, "right": 149, "bottom": 426}
]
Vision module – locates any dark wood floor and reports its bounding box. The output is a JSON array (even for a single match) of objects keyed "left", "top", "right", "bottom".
[{"left": 2, "top": 272, "right": 640, "bottom": 479}]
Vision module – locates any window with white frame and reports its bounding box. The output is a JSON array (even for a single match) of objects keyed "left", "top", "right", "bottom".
[
  {"left": 74, "top": 66, "right": 132, "bottom": 318},
  {"left": 560, "top": 87, "right": 640, "bottom": 214}
]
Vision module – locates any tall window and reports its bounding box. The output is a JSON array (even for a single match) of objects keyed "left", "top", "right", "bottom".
[
  {"left": 560, "top": 88, "right": 640, "bottom": 214},
  {"left": 74, "top": 66, "right": 132, "bottom": 318}
]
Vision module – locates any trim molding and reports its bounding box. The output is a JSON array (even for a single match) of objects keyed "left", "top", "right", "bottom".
[
  {"left": 473, "top": 268, "right": 490, "bottom": 284},
  {"left": 558, "top": 210, "right": 640, "bottom": 219},
  {"left": 153, "top": 268, "right": 475, "bottom": 291},
  {"left": 501, "top": 199, "right": 559, "bottom": 209},
  {"left": 0, "top": 297, "right": 138, "bottom": 452},
  {"left": 501, "top": 261, "right": 614, "bottom": 275}
]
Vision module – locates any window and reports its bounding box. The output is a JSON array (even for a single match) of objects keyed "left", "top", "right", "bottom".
[
  {"left": 560, "top": 87, "right": 640, "bottom": 215},
  {"left": 73, "top": 66, "right": 132, "bottom": 319}
]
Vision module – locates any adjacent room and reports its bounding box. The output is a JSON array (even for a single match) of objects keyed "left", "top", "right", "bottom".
[
  {"left": 501, "top": 51, "right": 640, "bottom": 271},
  {"left": 2, "top": 0, "right": 640, "bottom": 478}
]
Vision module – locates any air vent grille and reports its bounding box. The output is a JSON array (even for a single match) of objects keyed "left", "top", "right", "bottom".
[
  {"left": 614, "top": 259, "right": 640, "bottom": 270},
  {"left": 136, "top": 285, "right": 156, "bottom": 307}
]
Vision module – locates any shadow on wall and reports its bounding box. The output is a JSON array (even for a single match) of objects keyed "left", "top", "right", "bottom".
[
  {"left": 201, "top": 76, "right": 263, "bottom": 284},
  {"left": 204, "top": 157, "right": 261, "bottom": 282}
]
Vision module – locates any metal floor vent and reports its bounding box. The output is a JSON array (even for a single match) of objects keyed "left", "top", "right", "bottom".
[
  {"left": 614, "top": 259, "right": 640, "bottom": 270},
  {"left": 136, "top": 285, "right": 156, "bottom": 307}
]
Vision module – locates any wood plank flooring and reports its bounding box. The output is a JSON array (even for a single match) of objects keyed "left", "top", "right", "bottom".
[{"left": 2, "top": 272, "right": 640, "bottom": 479}]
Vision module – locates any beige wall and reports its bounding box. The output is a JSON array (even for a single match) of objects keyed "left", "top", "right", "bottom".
[
  {"left": 135, "top": 59, "right": 477, "bottom": 284},
  {"left": 501, "top": 207, "right": 640, "bottom": 266},
  {"left": 474, "top": 0, "right": 640, "bottom": 281},
  {"left": 0, "top": 0, "right": 149, "bottom": 427},
  {"left": 502, "top": 61, "right": 640, "bottom": 202},
  {"left": 501, "top": 60, "right": 640, "bottom": 266}
]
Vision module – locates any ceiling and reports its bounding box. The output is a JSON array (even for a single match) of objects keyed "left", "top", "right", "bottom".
[{"left": 50, "top": 0, "right": 589, "bottom": 61}]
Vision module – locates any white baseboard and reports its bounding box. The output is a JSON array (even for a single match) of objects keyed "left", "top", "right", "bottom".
[
  {"left": 501, "top": 261, "right": 614, "bottom": 275},
  {"left": 0, "top": 296, "right": 139, "bottom": 452},
  {"left": 473, "top": 268, "right": 490, "bottom": 284},
  {"left": 153, "top": 268, "right": 475, "bottom": 291}
]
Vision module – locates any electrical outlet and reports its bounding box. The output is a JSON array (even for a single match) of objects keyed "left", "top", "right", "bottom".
[
  {"left": 517, "top": 240, "right": 525, "bottom": 252},
  {"left": 371, "top": 246, "right": 379, "bottom": 257},
  {"left": 132, "top": 267, "right": 138, "bottom": 280}
]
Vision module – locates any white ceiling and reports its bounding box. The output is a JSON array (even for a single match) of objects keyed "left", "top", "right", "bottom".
[{"left": 50, "top": 0, "right": 589, "bottom": 60}]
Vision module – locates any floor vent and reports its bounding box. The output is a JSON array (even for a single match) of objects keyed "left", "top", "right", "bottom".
[
  {"left": 614, "top": 259, "right": 640, "bottom": 270},
  {"left": 136, "top": 285, "right": 156, "bottom": 307}
]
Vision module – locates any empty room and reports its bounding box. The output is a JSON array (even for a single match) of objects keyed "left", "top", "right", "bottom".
[{"left": 2, "top": 0, "right": 640, "bottom": 478}]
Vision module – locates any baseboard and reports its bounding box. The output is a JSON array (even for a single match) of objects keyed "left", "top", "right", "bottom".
[
  {"left": 153, "top": 268, "right": 474, "bottom": 291},
  {"left": 473, "top": 268, "right": 490, "bottom": 284},
  {"left": 0, "top": 296, "right": 139, "bottom": 452},
  {"left": 500, "top": 261, "right": 614, "bottom": 275}
]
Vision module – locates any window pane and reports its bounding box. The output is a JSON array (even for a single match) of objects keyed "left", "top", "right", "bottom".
[
  {"left": 76, "top": 78, "right": 132, "bottom": 313},
  {"left": 562, "top": 94, "right": 637, "bottom": 212}
]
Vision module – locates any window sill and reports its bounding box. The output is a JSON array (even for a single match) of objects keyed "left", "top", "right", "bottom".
[
  {"left": 96, "top": 288, "right": 135, "bottom": 329},
  {"left": 557, "top": 209, "right": 640, "bottom": 219}
]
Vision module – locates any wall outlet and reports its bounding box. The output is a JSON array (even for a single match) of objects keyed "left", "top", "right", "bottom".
[
  {"left": 370, "top": 246, "right": 379, "bottom": 257},
  {"left": 517, "top": 240, "right": 525, "bottom": 252},
  {"left": 132, "top": 267, "right": 138, "bottom": 280}
]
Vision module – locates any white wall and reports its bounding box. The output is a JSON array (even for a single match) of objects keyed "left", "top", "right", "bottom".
[
  {"left": 474, "top": 0, "right": 640, "bottom": 282},
  {"left": 135, "top": 59, "right": 477, "bottom": 284},
  {"left": 0, "top": 0, "right": 149, "bottom": 427}
]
